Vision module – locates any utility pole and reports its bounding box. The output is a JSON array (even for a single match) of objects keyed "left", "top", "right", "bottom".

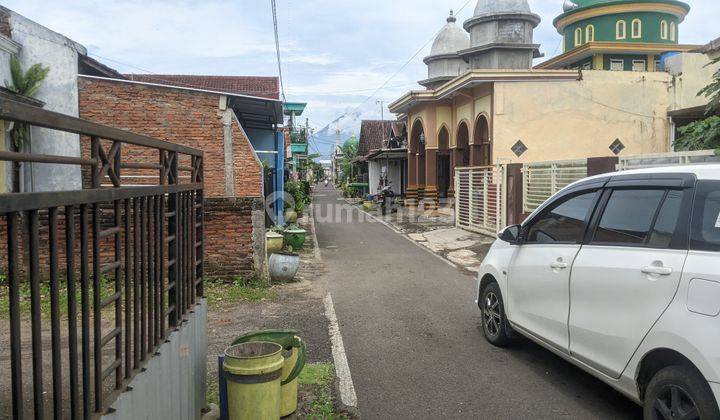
[{"left": 377, "top": 99, "right": 385, "bottom": 147}]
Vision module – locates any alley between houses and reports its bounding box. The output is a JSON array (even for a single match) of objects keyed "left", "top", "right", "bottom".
[{"left": 313, "top": 183, "right": 642, "bottom": 419}]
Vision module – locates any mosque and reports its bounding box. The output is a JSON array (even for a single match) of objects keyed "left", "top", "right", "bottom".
[{"left": 389, "top": 0, "right": 717, "bottom": 209}]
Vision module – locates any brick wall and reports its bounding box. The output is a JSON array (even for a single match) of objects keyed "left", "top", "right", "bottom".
[
  {"left": 204, "top": 198, "right": 264, "bottom": 278},
  {"left": 0, "top": 8, "right": 11, "bottom": 37},
  {"left": 78, "top": 77, "right": 263, "bottom": 198},
  {"left": 72, "top": 77, "right": 265, "bottom": 278}
]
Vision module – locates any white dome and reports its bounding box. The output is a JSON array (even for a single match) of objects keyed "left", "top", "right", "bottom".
[
  {"left": 429, "top": 13, "right": 470, "bottom": 57},
  {"left": 473, "top": 0, "right": 532, "bottom": 16}
]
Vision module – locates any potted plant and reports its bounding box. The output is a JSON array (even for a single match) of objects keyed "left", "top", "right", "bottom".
[
  {"left": 283, "top": 224, "right": 307, "bottom": 251},
  {"left": 266, "top": 228, "right": 285, "bottom": 254},
  {"left": 268, "top": 251, "right": 301, "bottom": 283}
]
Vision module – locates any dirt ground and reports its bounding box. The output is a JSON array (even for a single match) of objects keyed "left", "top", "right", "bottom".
[{"left": 205, "top": 214, "right": 338, "bottom": 417}]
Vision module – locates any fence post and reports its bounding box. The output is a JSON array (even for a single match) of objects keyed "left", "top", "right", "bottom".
[
  {"left": 454, "top": 168, "right": 459, "bottom": 228},
  {"left": 168, "top": 151, "right": 180, "bottom": 328},
  {"left": 587, "top": 156, "right": 619, "bottom": 176},
  {"left": 482, "top": 170, "right": 488, "bottom": 230},
  {"left": 505, "top": 163, "right": 523, "bottom": 226},
  {"left": 467, "top": 169, "right": 475, "bottom": 225}
]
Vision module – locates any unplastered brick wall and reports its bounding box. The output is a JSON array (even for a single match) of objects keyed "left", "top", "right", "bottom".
[
  {"left": 78, "top": 77, "right": 263, "bottom": 198},
  {"left": 203, "top": 198, "right": 264, "bottom": 278},
  {"left": 77, "top": 77, "right": 266, "bottom": 278}
]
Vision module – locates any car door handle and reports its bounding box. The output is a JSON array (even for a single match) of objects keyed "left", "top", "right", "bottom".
[
  {"left": 641, "top": 266, "right": 673, "bottom": 276},
  {"left": 550, "top": 261, "right": 568, "bottom": 270}
]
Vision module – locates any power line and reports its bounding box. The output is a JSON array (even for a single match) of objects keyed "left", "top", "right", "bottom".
[
  {"left": 300, "top": 0, "right": 475, "bottom": 140},
  {"left": 270, "top": 0, "right": 287, "bottom": 103}
]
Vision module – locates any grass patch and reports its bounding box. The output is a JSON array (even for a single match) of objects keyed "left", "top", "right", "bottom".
[
  {"left": 299, "top": 363, "right": 348, "bottom": 419},
  {"left": 204, "top": 276, "right": 276, "bottom": 308},
  {"left": 0, "top": 276, "right": 115, "bottom": 319},
  {"left": 206, "top": 378, "right": 220, "bottom": 406},
  {"left": 299, "top": 363, "right": 335, "bottom": 386}
]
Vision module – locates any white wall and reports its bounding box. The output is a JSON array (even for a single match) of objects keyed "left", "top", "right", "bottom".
[
  {"left": 3, "top": 7, "right": 86, "bottom": 192},
  {"left": 369, "top": 158, "right": 403, "bottom": 196}
]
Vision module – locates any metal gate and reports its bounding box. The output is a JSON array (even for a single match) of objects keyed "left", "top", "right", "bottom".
[
  {"left": 455, "top": 166, "right": 506, "bottom": 236},
  {"left": 522, "top": 159, "right": 587, "bottom": 213},
  {"left": 618, "top": 150, "right": 720, "bottom": 171}
]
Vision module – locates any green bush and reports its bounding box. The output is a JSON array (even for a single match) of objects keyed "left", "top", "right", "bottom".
[{"left": 285, "top": 180, "right": 310, "bottom": 213}]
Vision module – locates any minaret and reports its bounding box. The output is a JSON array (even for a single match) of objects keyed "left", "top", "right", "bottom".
[
  {"left": 419, "top": 10, "right": 471, "bottom": 89},
  {"left": 460, "top": 0, "right": 542, "bottom": 69}
]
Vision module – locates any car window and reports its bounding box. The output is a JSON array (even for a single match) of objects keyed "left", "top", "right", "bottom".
[
  {"left": 647, "top": 190, "right": 683, "bottom": 248},
  {"left": 525, "top": 191, "right": 597, "bottom": 244},
  {"left": 593, "top": 189, "right": 665, "bottom": 246},
  {"left": 691, "top": 181, "right": 720, "bottom": 252}
]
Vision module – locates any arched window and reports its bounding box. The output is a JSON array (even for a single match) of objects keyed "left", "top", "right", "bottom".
[
  {"left": 631, "top": 19, "right": 642, "bottom": 38},
  {"left": 660, "top": 20, "right": 668, "bottom": 40},
  {"left": 586, "top": 25, "right": 595, "bottom": 43},
  {"left": 574, "top": 27, "right": 582, "bottom": 46},
  {"left": 616, "top": 20, "right": 627, "bottom": 39},
  {"left": 670, "top": 22, "right": 676, "bottom": 41},
  {"left": 438, "top": 126, "right": 449, "bottom": 150}
]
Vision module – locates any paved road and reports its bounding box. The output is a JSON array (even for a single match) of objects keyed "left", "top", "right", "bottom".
[{"left": 313, "top": 185, "right": 642, "bottom": 419}]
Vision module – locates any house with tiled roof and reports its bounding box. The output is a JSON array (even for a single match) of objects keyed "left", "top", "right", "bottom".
[
  {"left": 125, "top": 74, "right": 280, "bottom": 99},
  {"left": 356, "top": 120, "right": 408, "bottom": 196},
  {"left": 78, "top": 66, "right": 288, "bottom": 280}
]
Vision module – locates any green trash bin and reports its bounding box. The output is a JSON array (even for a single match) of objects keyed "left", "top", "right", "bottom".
[
  {"left": 232, "top": 330, "right": 307, "bottom": 417},
  {"left": 224, "top": 342, "right": 285, "bottom": 420}
]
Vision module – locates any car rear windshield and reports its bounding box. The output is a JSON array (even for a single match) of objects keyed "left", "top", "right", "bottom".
[{"left": 691, "top": 180, "right": 720, "bottom": 252}]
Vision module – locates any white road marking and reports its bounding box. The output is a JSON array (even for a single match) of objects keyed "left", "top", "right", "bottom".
[{"left": 324, "top": 293, "right": 358, "bottom": 408}]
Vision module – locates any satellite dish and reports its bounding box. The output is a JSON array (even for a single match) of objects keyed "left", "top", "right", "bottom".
[{"left": 563, "top": 0, "right": 579, "bottom": 12}]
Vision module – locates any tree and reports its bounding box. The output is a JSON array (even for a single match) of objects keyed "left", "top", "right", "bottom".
[
  {"left": 339, "top": 136, "right": 359, "bottom": 181},
  {"left": 674, "top": 57, "right": 720, "bottom": 155},
  {"left": 5, "top": 55, "right": 50, "bottom": 150}
]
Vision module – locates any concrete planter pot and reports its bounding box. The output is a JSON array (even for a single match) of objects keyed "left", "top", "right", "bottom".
[
  {"left": 266, "top": 231, "right": 284, "bottom": 254},
  {"left": 268, "top": 252, "right": 301, "bottom": 283},
  {"left": 284, "top": 210, "right": 298, "bottom": 224},
  {"left": 283, "top": 228, "right": 307, "bottom": 251}
]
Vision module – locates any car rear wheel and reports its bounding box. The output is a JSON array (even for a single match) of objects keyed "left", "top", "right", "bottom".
[
  {"left": 644, "top": 365, "right": 720, "bottom": 420},
  {"left": 480, "top": 282, "right": 511, "bottom": 346}
]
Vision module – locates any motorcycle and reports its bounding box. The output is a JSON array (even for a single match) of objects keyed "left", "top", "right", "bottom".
[{"left": 377, "top": 182, "right": 397, "bottom": 216}]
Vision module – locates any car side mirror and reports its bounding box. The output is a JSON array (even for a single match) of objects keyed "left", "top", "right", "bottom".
[{"left": 498, "top": 225, "right": 521, "bottom": 244}]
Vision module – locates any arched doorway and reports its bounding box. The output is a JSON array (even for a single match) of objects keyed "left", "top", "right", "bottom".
[
  {"left": 456, "top": 121, "right": 470, "bottom": 168},
  {"left": 437, "top": 126, "right": 451, "bottom": 198},
  {"left": 409, "top": 119, "right": 426, "bottom": 200},
  {"left": 472, "top": 115, "right": 491, "bottom": 166}
]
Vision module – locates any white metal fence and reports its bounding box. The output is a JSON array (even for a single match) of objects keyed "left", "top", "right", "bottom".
[
  {"left": 617, "top": 149, "right": 720, "bottom": 171},
  {"left": 522, "top": 159, "right": 588, "bottom": 213},
  {"left": 455, "top": 166, "right": 506, "bottom": 236}
]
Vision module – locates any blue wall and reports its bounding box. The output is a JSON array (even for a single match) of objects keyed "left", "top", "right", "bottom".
[{"left": 246, "top": 128, "right": 278, "bottom": 168}]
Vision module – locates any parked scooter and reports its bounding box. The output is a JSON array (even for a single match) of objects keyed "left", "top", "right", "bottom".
[{"left": 377, "top": 182, "right": 397, "bottom": 216}]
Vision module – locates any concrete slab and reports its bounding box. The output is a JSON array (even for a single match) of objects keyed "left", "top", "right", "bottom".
[
  {"left": 408, "top": 233, "right": 426, "bottom": 242},
  {"left": 446, "top": 249, "right": 481, "bottom": 267}
]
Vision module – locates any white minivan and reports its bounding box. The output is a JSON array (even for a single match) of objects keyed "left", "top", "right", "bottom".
[{"left": 476, "top": 165, "right": 720, "bottom": 419}]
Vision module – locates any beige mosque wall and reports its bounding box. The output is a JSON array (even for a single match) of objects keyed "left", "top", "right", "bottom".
[
  {"left": 474, "top": 94, "right": 492, "bottom": 125},
  {"left": 492, "top": 71, "right": 673, "bottom": 163},
  {"left": 435, "top": 105, "right": 453, "bottom": 143},
  {"left": 666, "top": 53, "right": 719, "bottom": 111}
]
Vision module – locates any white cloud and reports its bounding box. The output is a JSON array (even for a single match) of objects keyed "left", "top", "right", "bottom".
[{"left": 3, "top": 0, "right": 718, "bottom": 158}]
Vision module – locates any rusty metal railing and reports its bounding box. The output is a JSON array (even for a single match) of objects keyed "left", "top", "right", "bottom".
[{"left": 0, "top": 98, "right": 205, "bottom": 419}]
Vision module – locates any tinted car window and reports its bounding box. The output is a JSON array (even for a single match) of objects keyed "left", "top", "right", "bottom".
[
  {"left": 526, "top": 191, "right": 597, "bottom": 244},
  {"left": 647, "top": 190, "right": 683, "bottom": 248},
  {"left": 593, "top": 189, "right": 665, "bottom": 245},
  {"left": 691, "top": 181, "right": 720, "bottom": 252}
]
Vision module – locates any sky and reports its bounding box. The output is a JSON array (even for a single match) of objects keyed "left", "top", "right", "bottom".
[{"left": 4, "top": 0, "right": 719, "bottom": 158}]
